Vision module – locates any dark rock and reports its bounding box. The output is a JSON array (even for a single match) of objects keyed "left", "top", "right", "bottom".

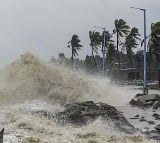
[
  {"left": 141, "top": 128, "right": 154, "bottom": 134},
  {"left": 55, "top": 101, "right": 135, "bottom": 134},
  {"left": 147, "top": 121, "right": 155, "bottom": 125},
  {"left": 152, "top": 101, "right": 160, "bottom": 109},
  {"left": 155, "top": 124, "right": 160, "bottom": 132},
  {"left": 139, "top": 117, "right": 147, "bottom": 122},
  {"left": 0, "top": 128, "right": 4, "bottom": 143},
  {"left": 148, "top": 135, "right": 160, "bottom": 141},
  {"left": 129, "top": 114, "right": 139, "bottom": 120},
  {"left": 130, "top": 94, "right": 160, "bottom": 107},
  {"left": 153, "top": 113, "right": 160, "bottom": 120},
  {"left": 143, "top": 129, "right": 160, "bottom": 140},
  {"left": 135, "top": 114, "right": 140, "bottom": 118},
  {"left": 129, "top": 117, "right": 139, "bottom": 120}
]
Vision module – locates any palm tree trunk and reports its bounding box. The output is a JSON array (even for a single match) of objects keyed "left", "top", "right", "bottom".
[
  {"left": 116, "top": 32, "right": 120, "bottom": 80},
  {"left": 92, "top": 46, "right": 98, "bottom": 72},
  {"left": 156, "top": 54, "right": 160, "bottom": 89},
  {"left": 128, "top": 53, "right": 133, "bottom": 67},
  {"left": 92, "top": 46, "right": 94, "bottom": 56},
  {"left": 148, "top": 52, "right": 151, "bottom": 80},
  {"left": 72, "top": 46, "right": 73, "bottom": 68}
]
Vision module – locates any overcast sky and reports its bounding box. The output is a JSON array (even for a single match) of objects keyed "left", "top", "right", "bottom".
[{"left": 0, "top": 0, "right": 159, "bottom": 67}]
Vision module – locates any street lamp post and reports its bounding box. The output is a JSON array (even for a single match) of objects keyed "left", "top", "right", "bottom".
[{"left": 130, "top": 7, "right": 148, "bottom": 95}]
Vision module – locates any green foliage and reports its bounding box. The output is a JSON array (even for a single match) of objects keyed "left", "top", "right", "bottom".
[
  {"left": 89, "top": 31, "right": 101, "bottom": 55},
  {"left": 114, "top": 19, "right": 130, "bottom": 37},
  {"left": 68, "top": 34, "right": 82, "bottom": 66},
  {"left": 122, "top": 27, "right": 141, "bottom": 66},
  {"left": 113, "top": 19, "right": 130, "bottom": 69},
  {"left": 149, "top": 22, "right": 160, "bottom": 55}
]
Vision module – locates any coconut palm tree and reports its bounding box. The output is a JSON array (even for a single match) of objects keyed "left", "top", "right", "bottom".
[
  {"left": 148, "top": 22, "right": 160, "bottom": 54},
  {"left": 123, "top": 27, "right": 141, "bottom": 66},
  {"left": 89, "top": 31, "right": 101, "bottom": 56},
  {"left": 106, "top": 43, "right": 116, "bottom": 71},
  {"left": 68, "top": 34, "right": 82, "bottom": 66},
  {"left": 103, "top": 31, "right": 115, "bottom": 70},
  {"left": 148, "top": 22, "right": 160, "bottom": 86},
  {"left": 89, "top": 31, "right": 101, "bottom": 70},
  {"left": 142, "top": 21, "right": 160, "bottom": 85},
  {"left": 113, "top": 19, "right": 130, "bottom": 70}
]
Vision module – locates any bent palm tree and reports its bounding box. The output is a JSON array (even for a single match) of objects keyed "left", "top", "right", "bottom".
[
  {"left": 113, "top": 19, "right": 130, "bottom": 70},
  {"left": 68, "top": 34, "right": 82, "bottom": 66},
  {"left": 148, "top": 22, "right": 160, "bottom": 84},
  {"left": 123, "top": 27, "right": 141, "bottom": 66},
  {"left": 103, "top": 31, "right": 115, "bottom": 70},
  {"left": 106, "top": 43, "right": 116, "bottom": 71},
  {"left": 142, "top": 22, "right": 160, "bottom": 56},
  {"left": 89, "top": 31, "right": 101, "bottom": 55},
  {"left": 142, "top": 21, "right": 160, "bottom": 84},
  {"left": 89, "top": 31, "right": 101, "bottom": 70}
]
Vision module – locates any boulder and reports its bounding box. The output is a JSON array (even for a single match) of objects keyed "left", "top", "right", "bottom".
[
  {"left": 130, "top": 94, "right": 160, "bottom": 107},
  {"left": 152, "top": 101, "right": 160, "bottom": 109},
  {"left": 55, "top": 101, "right": 135, "bottom": 134},
  {"left": 0, "top": 128, "right": 4, "bottom": 143},
  {"left": 139, "top": 117, "right": 147, "bottom": 122},
  {"left": 147, "top": 121, "right": 155, "bottom": 125},
  {"left": 155, "top": 124, "right": 160, "bottom": 132},
  {"left": 152, "top": 113, "right": 160, "bottom": 120}
]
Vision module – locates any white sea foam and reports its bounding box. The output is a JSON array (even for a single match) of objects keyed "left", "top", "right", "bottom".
[{"left": 0, "top": 53, "right": 156, "bottom": 143}]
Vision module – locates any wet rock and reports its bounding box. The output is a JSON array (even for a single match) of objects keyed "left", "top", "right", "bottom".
[
  {"left": 152, "top": 113, "right": 160, "bottom": 120},
  {"left": 0, "top": 128, "right": 4, "bottom": 143},
  {"left": 139, "top": 117, "right": 146, "bottom": 122},
  {"left": 130, "top": 114, "right": 140, "bottom": 119},
  {"left": 55, "top": 101, "right": 135, "bottom": 134},
  {"left": 152, "top": 101, "right": 160, "bottom": 109},
  {"left": 141, "top": 128, "right": 154, "bottom": 134},
  {"left": 143, "top": 129, "right": 160, "bottom": 140},
  {"left": 130, "top": 94, "right": 160, "bottom": 107},
  {"left": 155, "top": 124, "right": 160, "bottom": 132},
  {"left": 147, "top": 121, "right": 155, "bottom": 125},
  {"left": 148, "top": 135, "right": 160, "bottom": 141},
  {"left": 135, "top": 114, "right": 140, "bottom": 118}
]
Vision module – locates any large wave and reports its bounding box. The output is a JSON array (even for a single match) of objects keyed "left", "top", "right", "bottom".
[
  {"left": 0, "top": 53, "right": 156, "bottom": 143},
  {"left": 0, "top": 53, "right": 137, "bottom": 106}
]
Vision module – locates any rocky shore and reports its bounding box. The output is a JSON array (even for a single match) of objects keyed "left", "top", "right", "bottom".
[
  {"left": 33, "top": 99, "right": 160, "bottom": 141},
  {"left": 129, "top": 93, "right": 160, "bottom": 140}
]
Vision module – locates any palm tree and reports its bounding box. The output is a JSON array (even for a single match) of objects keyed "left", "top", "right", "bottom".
[
  {"left": 123, "top": 27, "right": 141, "bottom": 67},
  {"left": 89, "top": 31, "right": 101, "bottom": 55},
  {"left": 141, "top": 22, "right": 160, "bottom": 85},
  {"left": 89, "top": 31, "right": 101, "bottom": 70},
  {"left": 113, "top": 19, "right": 130, "bottom": 70},
  {"left": 103, "top": 31, "right": 115, "bottom": 70},
  {"left": 106, "top": 43, "right": 116, "bottom": 71},
  {"left": 147, "top": 22, "right": 160, "bottom": 85},
  {"left": 68, "top": 34, "right": 82, "bottom": 66}
]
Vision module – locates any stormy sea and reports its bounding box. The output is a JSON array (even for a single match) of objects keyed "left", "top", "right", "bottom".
[{"left": 0, "top": 53, "right": 158, "bottom": 143}]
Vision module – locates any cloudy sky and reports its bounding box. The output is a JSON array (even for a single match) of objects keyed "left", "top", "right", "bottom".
[{"left": 0, "top": 0, "right": 159, "bottom": 66}]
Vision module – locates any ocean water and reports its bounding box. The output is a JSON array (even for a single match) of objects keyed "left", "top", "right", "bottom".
[{"left": 0, "top": 53, "right": 157, "bottom": 143}]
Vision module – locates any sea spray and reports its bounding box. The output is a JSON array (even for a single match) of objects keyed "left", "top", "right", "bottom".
[
  {"left": 0, "top": 53, "right": 94, "bottom": 105},
  {"left": 0, "top": 53, "right": 155, "bottom": 143},
  {"left": 0, "top": 53, "right": 138, "bottom": 106},
  {"left": 0, "top": 100, "right": 156, "bottom": 143}
]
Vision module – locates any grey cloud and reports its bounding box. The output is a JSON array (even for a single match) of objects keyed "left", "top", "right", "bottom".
[{"left": 0, "top": 0, "right": 159, "bottom": 67}]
